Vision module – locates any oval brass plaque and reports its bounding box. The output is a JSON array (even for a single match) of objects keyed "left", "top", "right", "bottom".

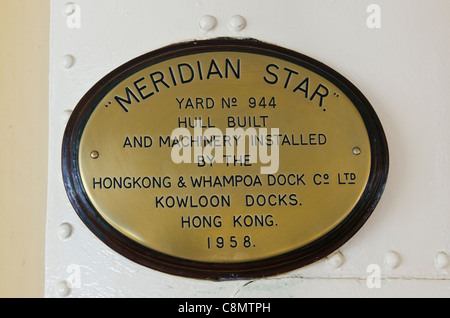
[{"left": 62, "top": 39, "right": 388, "bottom": 279}]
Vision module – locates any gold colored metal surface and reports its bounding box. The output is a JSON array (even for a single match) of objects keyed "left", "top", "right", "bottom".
[{"left": 78, "top": 52, "right": 371, "bottom": 263}]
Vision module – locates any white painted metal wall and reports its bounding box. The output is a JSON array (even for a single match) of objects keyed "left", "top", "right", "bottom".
[{"left": 46, "top": 0, "right": 450, "bottom": 297}]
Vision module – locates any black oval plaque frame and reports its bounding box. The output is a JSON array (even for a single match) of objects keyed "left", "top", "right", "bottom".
[{"left": 62, "top": 38, "right": 389, "bottom": 280}]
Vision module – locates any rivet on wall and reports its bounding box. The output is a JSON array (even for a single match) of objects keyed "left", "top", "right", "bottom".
[
  {"left": 384, "top": 251, "right": 401, "bottom": 269},
  {"left": 199, "top": 15, "right": 217, "bottom": 31},
  {"left": 63, "top": 3, "right": 76, "bottom": 17},
  {"left": 435, "top": 251, "right": 449, "bottom": 270},
  {"left": 61, "top": 110, "right": 73, "bottom": 125},
  {"left": 61, "top": 54, "right": 75, "bottom": 70},
  {"left": 58, "top": 223, "right": 73, "bottom": 240},
  {"left": 55, "top": 281, "right": 71, "bottom": 297},
  {"left": 327, "top": 251, "right": 344, "bottom": 268},
  {"left": 228, "top": 15, "right": 246, "bottom": 32}
]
